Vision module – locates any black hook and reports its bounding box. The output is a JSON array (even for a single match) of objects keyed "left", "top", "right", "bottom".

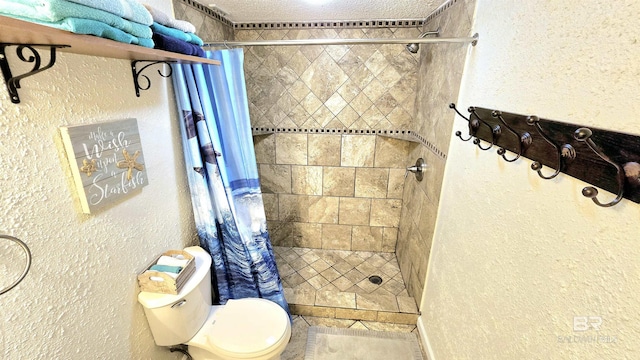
[
  {"left": 491, "top": 111, "right": 532, "bottom": 162},
  {"left": 526, "top": 116, "right": 576, "bottom": 179},
  {"left": 573, "top": 128, "right": 625, "bottom": 207},
  {"left": 469, "top": 107, "right": 501, "bottom": 151},
  {"left": 450, "top": 103, "right": 478, "bottom": 142}
]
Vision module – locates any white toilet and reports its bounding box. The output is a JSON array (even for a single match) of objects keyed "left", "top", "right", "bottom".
[{"left": 138, "top": 246, "right": 292, "bottom": 360}]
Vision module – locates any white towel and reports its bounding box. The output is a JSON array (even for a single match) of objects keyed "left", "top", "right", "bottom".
[
  {"left": 145, "top": 270, "right": 178, "bottom": 279},
  {"left": 157, "top": 255, "right": 190, "bottom": 268},
  {"left": 143, "top": 4, "right": 196, "bottom": 33}
]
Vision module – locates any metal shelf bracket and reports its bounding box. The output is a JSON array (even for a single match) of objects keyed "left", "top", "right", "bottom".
[
  {"left": 131, "top": 60, "right": 174, "bottom": 97},
  {"left": 0, "top": 43, "right": 69, "bottom": 104}
]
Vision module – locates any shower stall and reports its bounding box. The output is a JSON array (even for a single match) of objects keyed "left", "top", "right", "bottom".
[
  {"left": 174, "top": 0, "right": 476, "bottom": 325},
  {"left": 237, "top": 5, "right": 474, "bottom": 323}
]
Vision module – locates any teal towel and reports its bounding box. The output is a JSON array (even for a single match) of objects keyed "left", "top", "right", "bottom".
[
  {"left": 151, "top": 22, "right": 204, "bottom": 46},
  {"left": 0, "top": 0, "right": 152, "bottom": 38},
  {"left": 150, "top": 265, "right": 182, "bottom": 274},
  {"left": 65, "top": 0, "right": 152, "bottom": 25},
  {"left": 4, "top": 15, "right": 154, "bottom": 48}
]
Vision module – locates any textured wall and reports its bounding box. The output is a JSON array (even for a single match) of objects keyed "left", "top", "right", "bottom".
[
  {"left": 208, "top": 0, "right": 440, "bottom": 23},
  {"left": 420, "top": 0, "right": 640, "bottom": 359},
  {"left": 0, "top": 1, "right": 198, "bottom": 358},
  {"left": 397, "top": 0, "right": 475, "bottom": 304}
]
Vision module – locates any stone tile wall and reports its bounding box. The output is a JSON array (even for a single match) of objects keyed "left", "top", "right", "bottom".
[
  {"left": 172, "top": 0, "right": 476, "bottom": 303},
  {"left": 242, "top": 26, "right": 427, "bottom": 253},
  {"left": 396, "top": 0, "right": 476, "bottom": 303},
  {"left": 237, "top": 27, "right": 422, "bottom": 130},
  {"left": 172, "top": 0, "right": 233, "bottom": 41},
  {"left": 257, "top": 133, "right": 417, "bottom": 252}
]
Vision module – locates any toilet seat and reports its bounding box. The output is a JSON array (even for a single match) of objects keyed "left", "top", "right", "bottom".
[{"left": 188, "top": 298, "right": 291, "bottom": 359}]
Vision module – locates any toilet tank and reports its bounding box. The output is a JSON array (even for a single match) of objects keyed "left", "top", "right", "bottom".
[{"left": 138, "top": 246, "right": 213, "bottom": 346}]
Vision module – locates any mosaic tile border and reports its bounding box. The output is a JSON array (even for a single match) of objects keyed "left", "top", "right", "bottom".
[
  {"left": 175, "top": 0, "right": 233, "bottom": 27},
  {"left": 234, "top": 19, "right": 425, "bottom": 30},
  {"left": 179, "top": 1, "right": 425, "bottom": 30},
  {"left": 180, "top": 0, "right": 459, "bottom": 32},
  {"left": 251, "top": 127, "right": 447, "bottom": 160},
  {"left": 424, "top": 0, "right": 460, "bottom": 25}
]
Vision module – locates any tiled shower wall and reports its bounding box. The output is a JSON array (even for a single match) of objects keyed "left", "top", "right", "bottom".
[
  {"left": 256, "top": 133, "right": 415, "bottom": 252},
  {"left": 238, "top": 27, "right": 426, "bottom": 254},
  {"left": 239, "top": 27, "right": 423, "bottom": 130},
  {"left": 397, "top": 0, "right": 477, "bottom": 302},
  {"left": 173, "top": 0, "right": 476, "bottom": 302},
  {"left": 172, "top": 0, "right": 233, "bottom": 40}
]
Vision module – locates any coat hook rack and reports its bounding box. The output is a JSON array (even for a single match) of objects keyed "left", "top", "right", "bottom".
[
  {"left": 526, "top": 116, "right": 576, "bottom": 179},
  {"left": 0, "top": 43, "right": 69, "bottom": 104},
  {"left": 450, "top": 103, "right": 478, "bottom": 142},
  {"left": 451, "top": 105, "right": 640, "bottom": 208},
  {"left": 492, "top": 110, "right": 531, "bottom": 162},
  {"left": 470, "top": 106, "right": 501, "bottom": 150},
  {"left": 573, "top": 128, "right": 626, "bottom": 207},
  {"left": 131, "top": 60, "right": 174, "bottom": 97}
]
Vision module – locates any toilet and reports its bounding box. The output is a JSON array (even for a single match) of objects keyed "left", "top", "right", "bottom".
[{"left": 138, "top": 246, "right": 291, "bottom": 360}]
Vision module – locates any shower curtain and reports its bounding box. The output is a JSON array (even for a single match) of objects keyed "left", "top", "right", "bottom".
[{"left": 171, "top": 49, "right": 289, "bottom": 315}]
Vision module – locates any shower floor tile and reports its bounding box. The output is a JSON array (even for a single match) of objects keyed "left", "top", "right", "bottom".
[{"left": 274, "top": 246, "right": 419, "bottom": 325}]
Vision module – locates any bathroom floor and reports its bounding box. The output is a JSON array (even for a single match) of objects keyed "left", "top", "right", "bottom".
[
  {"left": 273, "top": 246, "right": 419, "bottom": 325},
  {"left": 281, "top": 315, "right": 426, "bottom": 360}
]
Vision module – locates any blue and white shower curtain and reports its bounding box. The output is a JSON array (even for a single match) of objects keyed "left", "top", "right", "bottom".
[{"left": 171, "top": 49, "right": 289, "bottom": 315}]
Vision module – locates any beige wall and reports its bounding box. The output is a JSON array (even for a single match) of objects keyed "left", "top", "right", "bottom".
[
  {"left": 420, "top": 1, "right": 640, "bottom": 359},
  {"left": 0, "top": 1, "right": 236, "bottom": 358},
  {"left": 0, "top": 1, "right": 199, "bottom": 359}
]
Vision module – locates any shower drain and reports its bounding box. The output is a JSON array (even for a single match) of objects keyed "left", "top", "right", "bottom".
[{"left": 368, "top": 275, "right": 383, "bottom": 285}]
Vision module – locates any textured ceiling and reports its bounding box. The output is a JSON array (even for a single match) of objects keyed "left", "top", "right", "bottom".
[{"left": 199, "top": 0, "right": 442, "bottom": 23}]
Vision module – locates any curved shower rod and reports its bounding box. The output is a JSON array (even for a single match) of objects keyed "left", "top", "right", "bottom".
[{"left": 204, "top": 33, "right": 479, "bottom": 48}]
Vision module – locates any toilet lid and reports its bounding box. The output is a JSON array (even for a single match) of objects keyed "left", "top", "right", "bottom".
[{"left": 208, "top": 298, "right": 289, "bottom": 354}]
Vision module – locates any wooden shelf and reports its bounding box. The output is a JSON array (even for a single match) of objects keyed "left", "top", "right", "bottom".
[{"left": 0, "top": 15, "right": 219, "bottom": 65}]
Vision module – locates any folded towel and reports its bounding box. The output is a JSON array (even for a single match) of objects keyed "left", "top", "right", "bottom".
[
  {"left": 150, "top": 264, "right": 183, "bottom": 274},
  {"left": 4, "top": 15, "right": 154, "bottom": 48},
  {"left": 0, "top": 0, "right": 152, "bottom": 38},
  {"left": 156, "top": 255, "right": 190, "bottom": 268},
  {"left": 65, "top": 0, "right": 152, "bottom": 25},
  {"left": 144, "top": 269, "right": 178, "bottom": 279},
  {"left": 151, "top": 22, "right": 203, "bottom": 46},
  {"left": 144, "top": 4, "right": 196, "bottom": 33},
  {"left": 152, "top": 32, "right": 204, "bottom": 57}
]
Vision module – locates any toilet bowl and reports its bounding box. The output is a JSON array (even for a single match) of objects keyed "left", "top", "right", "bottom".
[
  {"left": 188, "top": 298, "right": 291, "bottom": 360},
  {"left": 138, "top": 246, "right": 291, "bottom": 360}
]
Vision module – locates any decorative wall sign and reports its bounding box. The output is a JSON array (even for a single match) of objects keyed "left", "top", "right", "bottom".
[{"left": 60, "top": 118, "right": 148, "bottom": 214}]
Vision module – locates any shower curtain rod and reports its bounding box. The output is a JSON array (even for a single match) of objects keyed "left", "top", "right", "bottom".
[{"left": 204, "top": 33, "right": 478, "bottom": 47}]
